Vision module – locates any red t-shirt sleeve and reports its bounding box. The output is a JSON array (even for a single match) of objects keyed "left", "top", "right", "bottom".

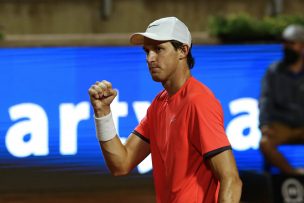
[
  {"left": 191, "top": 95, "right": 231, "bottom": 159},
  {"left": 133, "top": 105, "right": 152, "bottom": 143}
]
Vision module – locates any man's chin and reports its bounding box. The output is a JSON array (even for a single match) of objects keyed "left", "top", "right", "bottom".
[{"left": 151, "top": 75, "right": 163, "bottom": 82}]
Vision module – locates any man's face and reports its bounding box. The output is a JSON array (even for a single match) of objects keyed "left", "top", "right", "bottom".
[
  {"left": 284, "top": 41, "right": 304, "bottom": 54},
  {"left": 143, "top": 39, "right": 180, "bottom": 82}
]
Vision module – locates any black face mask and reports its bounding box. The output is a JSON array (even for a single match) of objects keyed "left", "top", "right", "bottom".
[{"left": 282, "top": 47, "right": 301, "bottom": 65}]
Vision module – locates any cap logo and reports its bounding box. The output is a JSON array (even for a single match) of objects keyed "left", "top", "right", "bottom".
[{"left": 148, "top": 24, "right": 160, "bottom": 29}]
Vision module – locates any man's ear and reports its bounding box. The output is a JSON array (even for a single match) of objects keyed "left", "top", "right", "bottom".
[{"left": 178, "top": 44, "right": 189, "bottom": 59}]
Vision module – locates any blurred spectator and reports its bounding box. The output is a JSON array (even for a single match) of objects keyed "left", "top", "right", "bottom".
[{"left": 259, "top": 24, "right": 304, "bottom": 175}]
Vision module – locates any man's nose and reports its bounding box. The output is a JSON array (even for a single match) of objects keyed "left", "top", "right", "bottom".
[{"left": 147, "top": 51, "right": 156, "bottom": 63}]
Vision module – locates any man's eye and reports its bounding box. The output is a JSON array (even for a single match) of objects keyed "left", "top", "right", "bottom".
[{"left": 156, "top": 47, "right": 162, "bottom": 52}]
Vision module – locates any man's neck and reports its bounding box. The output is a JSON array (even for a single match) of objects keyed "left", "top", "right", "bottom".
[
  {"left": 162, "top": 69, "right": 191, "bottom": 96},
  {"left": 289, "top": 58, "right": 304, "bottom": 74}
]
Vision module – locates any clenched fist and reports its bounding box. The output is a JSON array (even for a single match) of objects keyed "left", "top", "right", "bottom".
[{"left": 88, "top": 80, "right": 117, "bottom": 117}]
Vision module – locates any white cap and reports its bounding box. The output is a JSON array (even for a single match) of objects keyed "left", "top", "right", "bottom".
[
  {"left": 282, "top": 24, "right": 304, "bottom": 42},
  {"left": 130, "top": 17, "right": 192, "bottom": 47}
]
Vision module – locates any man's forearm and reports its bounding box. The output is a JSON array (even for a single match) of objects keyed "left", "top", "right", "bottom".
[
  {"left": 93, "top": 107, "right": 130, "bottom": 175},
  {"left": 99, "top": 136, "right": 130, "bottom": 176},
  {"left": 218, "top": 177, "right": 242, "bottom": 203}
]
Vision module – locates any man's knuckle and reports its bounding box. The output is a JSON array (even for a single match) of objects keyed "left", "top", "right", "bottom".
[{"left": 88, "top": 88, "right": 94, "bottom": 93}]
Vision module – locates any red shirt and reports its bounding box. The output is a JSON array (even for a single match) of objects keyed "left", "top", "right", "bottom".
[{"left": 134, "top": 77, "right": 231, "bottom": 203}]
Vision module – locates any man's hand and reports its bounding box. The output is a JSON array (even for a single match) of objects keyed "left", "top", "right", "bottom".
[
  {"left": 88, "top": 80, "right": 117, "bottom": 117},
  {"left": 260, "top": 125, "right": 274, "bottom": 137}
]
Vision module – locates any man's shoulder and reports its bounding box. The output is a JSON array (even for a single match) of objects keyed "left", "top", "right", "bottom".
[
  {"left": 187, "top": 77, "right": 218, "bottom": 105},
  {"left": 268, "top": 61, "right": 285, "bottom": 73},
  {"left": 189, "top": 78, "right": 216, "bottom": 97}
]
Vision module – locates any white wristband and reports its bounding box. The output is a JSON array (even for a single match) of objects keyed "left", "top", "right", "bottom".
[{"left": 94, "top": 112, "right": 117, "bottom": 141}]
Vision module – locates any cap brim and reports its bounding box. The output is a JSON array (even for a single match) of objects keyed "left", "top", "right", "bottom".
[
  {"left": 283, "top": 36, "right": 304, "bottom": 43},
  {"left": 130, "top": 32, "right": 170, "bottom": 45}
]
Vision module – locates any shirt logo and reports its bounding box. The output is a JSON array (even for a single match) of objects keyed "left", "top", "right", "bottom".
[{"left": 170, "top": 117, "right": 176, "bottom": 124}]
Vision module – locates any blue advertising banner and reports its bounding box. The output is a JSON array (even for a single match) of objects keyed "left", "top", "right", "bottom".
[{"left": 0, "top": 44, "right": 303, "bottom": 175}]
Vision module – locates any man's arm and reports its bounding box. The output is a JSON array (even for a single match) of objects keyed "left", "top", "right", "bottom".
[
  {"left": 99, "top": 133, "right": 150, "bottom": 176},
  {"left": 208, "top": 150, "right": 242, "bottom": 203},
  {"left": 259, "top": 68, "right": 275, "bottom": 128},
  {"left": 88, "top": 80, "right": 150, "bottom": 176}
]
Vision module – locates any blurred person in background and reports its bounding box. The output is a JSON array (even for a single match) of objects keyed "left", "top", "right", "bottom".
[
  {"left": 88, "top": 17, "right": 242, "bottom": 202},
  {"left": 259, "top": 24, "right": 304, "bottom": 175}
]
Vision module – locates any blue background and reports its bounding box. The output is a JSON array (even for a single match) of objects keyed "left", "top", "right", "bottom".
[{"left": 0, "top": 44, "right": 303, "bottom": 174}]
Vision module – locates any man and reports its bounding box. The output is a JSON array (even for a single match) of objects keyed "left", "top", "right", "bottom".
[
  {"left": 259, "top": 24, "right": 304, "bottom": 175},
  {"left": 88, "top": 17, "right": 242, "bottom": 202}
]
